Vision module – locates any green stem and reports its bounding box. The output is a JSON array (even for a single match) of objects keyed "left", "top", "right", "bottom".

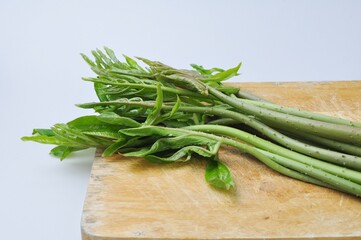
[
  {"left": 179, "top": 106, "right": 361, "bottom": 170},
  {"left": 235, "top": 90, "right": 271, "bottom": 103},
  {"left": 280, "top": 130, "right": 361, "bottom": 157},
  {"left": 257, "top": 149, "right": 360, "bottom": 196},
  {"left": 208, "top": 87, "right": 361, "bottom": 145},
  {"left": 207, "top": 118, "right": 239, "bottom": 125},
  {"left": 241, "top": 98, "right": 361, "bottom": 128},
  {"left": 182, "top": 127, "right": 361, "bottom": 196},
  {"left": 184, "top": 125, "right": 361, "bottom": 184}
]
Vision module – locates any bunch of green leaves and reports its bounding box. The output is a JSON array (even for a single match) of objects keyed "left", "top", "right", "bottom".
[
  {"left": 22, "top": 47, "right": 361, "bottom": 196},
  {"left": 22, "top": 83, "right": 237, "bottom": 190}
]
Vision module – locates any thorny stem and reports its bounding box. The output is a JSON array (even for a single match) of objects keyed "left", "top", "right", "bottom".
[
  {"left": 240, "top": 98, "right": 361, "bottom": 128},
  {"left": 207, "top": 87, "right": 361, "bottom": 145},
  {"left": 184, "top": 124, "right": 361, "bottom": 184},
  {"left": 277, "top": 130, "right": 361, "bottom": 157}
]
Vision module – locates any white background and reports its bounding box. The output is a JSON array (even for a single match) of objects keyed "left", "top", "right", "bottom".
[{"left": 1, "top": 1, "right": 360, "bottom": 239}]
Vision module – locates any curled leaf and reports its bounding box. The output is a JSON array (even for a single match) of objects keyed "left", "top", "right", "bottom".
[
  {"left": 102, "top": 138, "right": 127, "bottom": 157},
  {"left": 97, "top": 112, "right": 141, "bottom": 128},
  {"left": 190, "top": 64, "right": 224, "bottom": 75},
  {"left": 21, "top": 135, "right": 81, "bottom": 147},
  {"left": 123, "top": 54, "right": 146, "bottom": 71},
  {"left": 124, "top": 134, "right": 217, "bottom": 157},
  {"left": 145, "top": 145, "right": 215, "bottom": 164},
  {"left": 83, "top": 131, "right": 123, "bottom": 139},
  {"left": 205, "top": 159, "right": 235, "bottom": 190},
  {"left": 143, "top": 83, "right": 163, "bottom": 126},
  {"left": 32, "top": 129, "right": 55, "bottom": 136},
  {"left": 200, "top": 63, "right": 241, "bottom": 82},
  {"left": 50, "top": 146, "right": 86, "bottom": 160}
]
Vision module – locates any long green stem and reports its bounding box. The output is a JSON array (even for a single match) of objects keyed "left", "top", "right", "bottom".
[
  {"left": 208, "top": 87, "right": 361, "bottom": 145},
  {"left": 184, "top": 124, "right": 361, "bottom": 184},
  {"left": 279, "top": 130, "right": 361, "bottom": 157},
  {"left": 240, "top": 98, "right": 361, "bottom": 128},
  {"left": 257, "top": 149, "right": 360, "bottom": 196},
  {"left": 190, "top": 106, "right": 361, "bottom": 171}
]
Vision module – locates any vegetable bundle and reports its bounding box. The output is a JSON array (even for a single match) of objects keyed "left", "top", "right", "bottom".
[{"left": 22, "top": 47, "right": 361, "bottom": 196}]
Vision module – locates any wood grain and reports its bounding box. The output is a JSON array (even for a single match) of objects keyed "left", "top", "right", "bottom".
[{"left": 81, "top": 81, "right": 361, "bottom": 240}]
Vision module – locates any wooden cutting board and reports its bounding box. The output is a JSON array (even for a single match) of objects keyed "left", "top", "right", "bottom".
[{"left": 81, "top": 81, "right": 361, "bottom": 240}]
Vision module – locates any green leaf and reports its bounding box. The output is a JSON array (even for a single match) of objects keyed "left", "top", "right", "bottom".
[
  {"left": 145, "top": 145, "right": 218, "bottom": 164},
  {"left": 153, "top": 96, "right": 182, "bottom": 124},
  {"left": 144, "top": 83, "right": 163, "bottom": 126},
  {"left": 162, "top": 120, "right": 190, "bottom": 128},
  {"left": 121, "top": 136, "right": 153, "bottom": 148},
  {"left": 144, "top": 140, "right": 222, "bottom": 164},
  {"left": 96, "top": 48, "right": 112, "bottom": 66},
  {"left": 83, "top": 131, "right": 123, "bottom": 139},
  {"left": 144, "top": 146, "right": 200, "bottom": 163},
  {"left": 137, "top": 57, "right": 209, "bottom": 95},
  {"left": 169, "top": 95, "right": 181, "bottom": 118},
  {"left": 161, "top": 73, "right": 208, "bottom": 95},
  {"left": 205, "top": 159, "right": 235, "bottom": 190},
  {"left": 92, "top": 50, "right": 106, "bottom": 69},
  {"left": 109, "top": 67, "right": 150, "bottom": 78},
  {"left": 21, "top": 135, "right": 81, "bottom": 147},
  {"left": 50, "top": 146, "right": 86, "bottom": 160},
  {"left": 123, "top": 54, "right": 145, "bottom": 71},
  {"left": 102, "top": 138, "right": 127, "bottom": 157},
  {"left": 97, "top": 112, "right": 141, "bottom": 127},
  {"left": 103, "top": 47, "right": 133, "bottom": 70},
  {"left": 80, "top": 53, "right": 96, "bottom": 67},
  {"left": 190, "top": 64, "right": 224, "bottom": 75},
  {"left": 124, "top": 134, "right": 217, "bottom": 157},
  {"left": 67, "top": 115, "right": 119, "bottom": 132},
  {"left": 136, "top": 57, "right": 165, "bottom": 70},
  {"left": 104, "top": 47, "right": 120, "bottom": 64},
  {"left": 120, "top": 126, "right": 182, "bottom": 138},
  {"left": 52, "top": 123, "right": 108, "bottom": 147},
  {"left": 93, "top": 82, "right": 110, "bottom": 102},
  {"left": 32, "top": 129, "right": 55, "bottom": 136},
  {"left": 51, "top": 124, "right": 90, "bottom": 144},
  {"left": 202, "top": 63, "right": 241, "bottom": 82}
]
